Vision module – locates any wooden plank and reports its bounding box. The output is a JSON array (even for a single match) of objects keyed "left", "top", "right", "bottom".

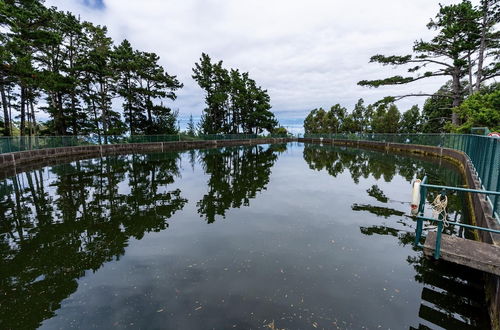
[{"left": 424, "top": 231, "right": 500, "bottom": 276}]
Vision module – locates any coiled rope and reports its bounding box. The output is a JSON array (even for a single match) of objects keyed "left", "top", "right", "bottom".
[{"left": 431, "top": 194, "right": 448, "bottom": 226}]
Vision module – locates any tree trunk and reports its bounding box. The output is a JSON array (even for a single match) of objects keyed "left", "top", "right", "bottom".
[
  {"left": 91, "top": 98, "right": 101, "bottom": 144},
  {"left": 146, "top": 82, "right": 152, "bottom": 133},
  {"left": 30, "top": 98, "right": 36, "bottom": 136},
  {"left": 467, "top": 53, "right": 473, "bottom": 95},
  {"left": 57, "top": 93, "right": 66, "bottom": 135},
  {"left": 475, "top": 0, "right": 488, "bottom": 92},
  {"left": 451, "top": 72, "right": 462, "bottom": 126},
  {"left": 86, "top": 82, "right": 101, "bottom": 143},
  {"left": 0, "top": 83, "right": 11, "bottom": 136},
  {"left": 26, "top": 99, "right": 31, "bottom": 137},
  {"left": 50, "top": 92, "right": 63, "bottom": 135},
  {"left": 7, "top": 88, "right": 13, "bottom": 135},
  {"left": 100, "top": 80, "right": 108, "bottom": 143},
  {"left": 71, "top": 92, "right": 78, "bottom": 135},
  {"left": 20, "top": 86, "right": 26, "bottom": 136},
  {"left": 127, "top": 77, "right": 134, "bottom": 135}
]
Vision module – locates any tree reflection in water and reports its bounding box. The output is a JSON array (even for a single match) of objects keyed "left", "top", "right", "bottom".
[
  {"left": 303, "top": 143, "right": 472, "bottom": 235},
  {"left": 0, "top": 143, "right": 489, "bottom": 329},
  {"left": 196, "top": 144, "right": 287, "bottom": 223},
  {"left": 0, "top": 145, "right": 286, "bottom": 328},
  {"left": 0, "top": 153, "right": 187, "bottom": 329},
  {"left": 302, "top": 143, "right": 490, "bottom": 329}
]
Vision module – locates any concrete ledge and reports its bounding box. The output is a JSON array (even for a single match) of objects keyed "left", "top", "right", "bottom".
[{"left": 424, "top": 231, "right": 500, "bottom": 276}]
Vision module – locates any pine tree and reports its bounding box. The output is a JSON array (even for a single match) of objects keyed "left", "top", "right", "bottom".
[
  {"left": 400, "top": 105, "right": 422, "bottom": 133},
  {"left": 358, "top": 1, "right": 497, "bottom": 125},
  {"left": 113, "top": 40, "right": 140, "bottom": 134},
  {"left": 80, "top": 23, "right": 124, "bottom": 140},
  {"left": 135, "top": 51, "right": 182, "bottom": 134},
  {"left": 1, "top": 0, "right": 49, "bottom": 136},
  {"left": 385, "top": 104, "right": 401, "bottom": 133},
  {"left": 1, "top": 1, "right": 184, "bottom": 137},
  {"left": 186, "top": 114, "right": 196, "bottom": 136},
  {"left": 193, "top": 53, "right": 277, "bottom": 135},
  {"left": 475, "top": 0, "right": 500, "bottom": 92},
  {"left": 370, "top": 105, "right": 383, "bottom": 134},
  {"left": 343, "top": 99, "right": 365, "bottom": 133}
]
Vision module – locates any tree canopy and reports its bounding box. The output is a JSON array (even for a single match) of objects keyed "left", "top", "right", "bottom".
[
  {"left": 358, "top": 0, "right": 499, "bottom": 125},
  {"left": 453, "top": 83, "right": 500, "bottom": 132},
  {"left": 303, "top": 99, "right": 424, "bottom": 134},
  {"left": 0, "top": 0, "right": 183, "bottom": 137},
  {"left": 192, "top": 53, "right": 278, "bottom": 135},
  {"left": 1, "top": 2, "right": 280, "bottom": 138}
]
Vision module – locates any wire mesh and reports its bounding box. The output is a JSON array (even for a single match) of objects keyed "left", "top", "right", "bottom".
[{"left": 0, "top": 133, "right": 290, "bottom": 154}]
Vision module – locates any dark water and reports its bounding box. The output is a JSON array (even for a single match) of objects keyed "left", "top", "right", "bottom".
[{"left": 0, "top": 143, "right": 490, "bottom": 329}]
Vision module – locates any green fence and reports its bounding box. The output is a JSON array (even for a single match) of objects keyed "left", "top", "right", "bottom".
[
  {"left": 0, "top": 134, "right": 293, "bottom": 154},
  {"left": 304, "top": 133, "right": 500, "bottom": 219}
]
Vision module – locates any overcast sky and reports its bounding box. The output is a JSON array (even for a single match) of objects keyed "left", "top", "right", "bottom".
[{"left": 45, "top": 0, "right": 471, "bottom": 121}]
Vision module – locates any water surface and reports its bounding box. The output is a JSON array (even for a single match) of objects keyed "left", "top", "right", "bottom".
[{"left": 0, "top": 143, "right": 489, "bottom": 329}]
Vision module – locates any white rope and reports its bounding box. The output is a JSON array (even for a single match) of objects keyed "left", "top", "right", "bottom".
[{"left": 431, "top": 194, "right": 448, "bottom": 226}]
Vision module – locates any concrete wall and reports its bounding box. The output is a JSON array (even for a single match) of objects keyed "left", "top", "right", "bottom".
[
  {"left": 299, "top": 137, "right": 500, "bottom": 328},
  {"left": 0, "top": 138, "right": 292, "bottom": 174}
]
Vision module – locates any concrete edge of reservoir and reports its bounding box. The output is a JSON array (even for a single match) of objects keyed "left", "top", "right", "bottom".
[
  {"left": 0, "top": 136, "right": 499, "bottom": 328},
  {"left": 0, "top": 138, "right": 292, "bottom": 174}
]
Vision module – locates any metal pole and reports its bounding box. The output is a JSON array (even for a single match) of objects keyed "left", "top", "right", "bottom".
[{"left": 434, "top": 220, "right": 443, "bottom": 260}]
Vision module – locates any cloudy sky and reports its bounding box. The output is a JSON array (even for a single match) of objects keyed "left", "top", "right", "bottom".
[{"left": 46, "top": 0, "right": 468, "bottom": 123}]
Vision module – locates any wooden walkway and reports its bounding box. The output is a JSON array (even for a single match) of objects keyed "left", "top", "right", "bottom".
[{"left": 424, "top": 231, "right": 500, "bottom": 276}]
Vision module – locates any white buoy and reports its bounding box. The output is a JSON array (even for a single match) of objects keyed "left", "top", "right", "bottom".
[{"left": 411, "top": 179, "right": 421, "bottom": 216}]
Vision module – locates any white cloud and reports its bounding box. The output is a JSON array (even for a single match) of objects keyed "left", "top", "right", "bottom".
[{"left": 46, "top": 0, "right": 472, "bottom": 121}]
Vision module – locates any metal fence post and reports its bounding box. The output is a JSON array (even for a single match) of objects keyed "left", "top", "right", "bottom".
[{"left": 434, "top": 220, "right": 443, "bottom": 260}]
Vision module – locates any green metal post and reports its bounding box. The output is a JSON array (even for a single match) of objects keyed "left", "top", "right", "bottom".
[
  {"left": 494, "top": 170, "right": 500, "bottom": 216},
  {"left": 433, "top": 190, "right": 446, "bottom": 260},
  {"left": 434, "top": 220, "right": 443, "bottom": 260},
  {"left": 486, "top": 141, "right": 496, "bottom": 191}
]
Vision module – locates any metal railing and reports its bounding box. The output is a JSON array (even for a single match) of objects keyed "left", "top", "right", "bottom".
[
  {"left": 414, "top": 176, "right": 500, "bottom": 259},
  {"left": 303, "top": 133, "right": 500, "bottom": 220}
]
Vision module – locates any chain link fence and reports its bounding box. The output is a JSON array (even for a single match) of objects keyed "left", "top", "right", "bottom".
[{"left": 0, "top": 134, "right": 294, "bottom": 154}]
